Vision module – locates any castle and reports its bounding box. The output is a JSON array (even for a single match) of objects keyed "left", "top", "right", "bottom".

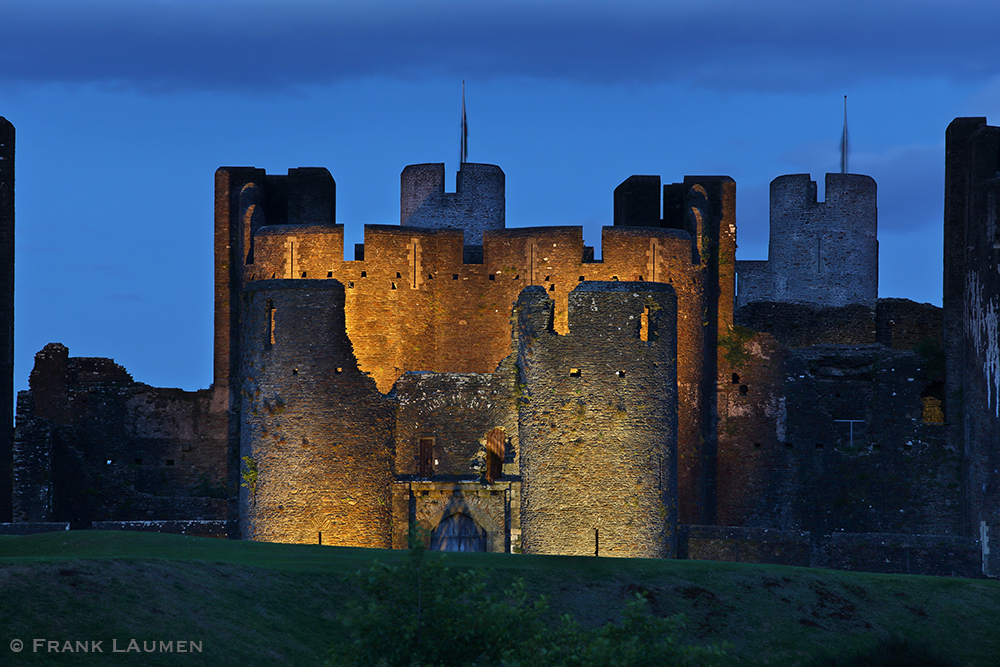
[{"left": 4, "top": 116, "right": 999, "bottom": 577}]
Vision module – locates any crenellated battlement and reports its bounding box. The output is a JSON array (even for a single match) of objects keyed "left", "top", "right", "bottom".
[
  {"left": 400, "top": 162, "right": 505, "bottom": 244},
  {"left": 737, "top": 172, "right": 878, "bottom": 309}
]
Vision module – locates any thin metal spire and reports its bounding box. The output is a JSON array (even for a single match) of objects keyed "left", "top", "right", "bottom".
[
  {"left": 840, "top": 95, "right": 849, "bottom": 174},
  {"left": 460, "top": 81, "right": 468, "bottom": 165}
]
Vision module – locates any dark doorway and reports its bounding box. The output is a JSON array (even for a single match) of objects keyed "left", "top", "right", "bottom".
[
  {"left": 418, "top": 438, "right": 434, "bottom": 478},
  {"left": 430, "top": 512, "right": 487, "bottom": 552}
]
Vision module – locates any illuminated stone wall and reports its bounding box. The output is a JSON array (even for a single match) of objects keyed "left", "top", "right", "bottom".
[
  {"left": 231, "top": 169, "right": 736, "bottom": 526},
  {"left": 240, "top": 280, "right": 394, "bottom": 547},
  {"left": 516, "top": 282, "right": 678, "bottom": 558}
]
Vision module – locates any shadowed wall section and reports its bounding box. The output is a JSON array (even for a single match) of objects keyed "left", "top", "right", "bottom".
[{"left": 0, "top": 118, "right": 12, "bottom": 522}]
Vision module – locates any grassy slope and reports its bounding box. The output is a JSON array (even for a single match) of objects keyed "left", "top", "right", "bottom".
[{"left": 0, "top": 531, "right": 998, "bottom": 666}]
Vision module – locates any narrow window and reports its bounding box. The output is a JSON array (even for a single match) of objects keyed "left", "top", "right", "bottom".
[
  {"left": 301, "top": 271, "right": 307, "bottom": 278},
  {"left": 348, "top": 281, "right": 354, "bottom": 288},
  {"left": 266, "top": 300, "right": 276, "bottom": 348},
  {"left": 616, "top": 370, "right": 626, "bottom": 378},
  {"left": 361, "top": 271, "right": 367, "bottom": 278},
  {"left": 327, "top": 271, "right": 333, "bottom": 278},
  {"left": 549, "top": 284, "right": 555, "bottom": 291},
  {"left": 753, "top": 443, "right": 762, "bottom": 450},
  {"left": 570, "top": 368, "right": 581, "bottom": 377},
  {"left": 732, "top": 373, "right": 740, "bottom": 384},
  {"left": 396, "top": 271, "right": 402, "bottom": 278},
  {"left": 639, "top": 306, "right": 649, "bottom": 342},
  {"left": 579, "top": 275, "right": 585, "bottom": 281},
  {"left": 166, "top": 459, "right": 175, "bottom": 466},
  {"left": 489, "top": 274, "right": 496, "bottom": 281},
  {"left": 739, "top": 384, "right": 749, "bottom": 395},
  {"left": 391, "top": 282, "right": 397, "bottom": 290},
  {"left": 335, "top": 367, "right": 342, "bottom": 374},
  {"left": 419, "top": 438, "right": 434, "bottom": 478},
  {"left": 453, "top": 274, "right": 459, "bottom": 280},
  {"left": 485, "top": 427, "right": 504, "bottom": 484},
  {"left": 612, "top": 275, "right": 619, "bottom": 281}
]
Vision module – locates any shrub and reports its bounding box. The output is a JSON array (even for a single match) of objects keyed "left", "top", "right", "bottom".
[{"left": 327, "top": 527, "right": 728, "bottom": 667}]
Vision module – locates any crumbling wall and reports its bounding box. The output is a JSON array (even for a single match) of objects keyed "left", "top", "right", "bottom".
[
  {"left": 943, "top": 117, "right": 1000, "bottom": 576},
  {"left": 516, "top": 282, "right": 678, "bottom": 558},
  {"left": 392, "top": 370, "right": 517, "bottom": 480},
  {"left": 240, "top": 280, "right": 394, "bottom": 547},
  {"left": 13, "top": 343, "right": 227, "bottom": 527}
]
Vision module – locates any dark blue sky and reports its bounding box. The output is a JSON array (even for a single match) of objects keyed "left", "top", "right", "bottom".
[{"left": 3, "top": 0, "right": 999, "bottom": 392}]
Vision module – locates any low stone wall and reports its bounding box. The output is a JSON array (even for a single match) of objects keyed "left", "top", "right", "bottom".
[
  {"left": 0, "top": 522, "right": 69, "bottom": 535},
  {"left": 820, "top": 532, "right": 982, "bottom": 577},
  {"left": 679, "top": 525, "right": 812, "bottom": 566},
  {"left": 680, "top": 525, "right": 985, "bottom": 577},
  {"left": 91, "top": 520, "right": 230, "bottom": 539}
]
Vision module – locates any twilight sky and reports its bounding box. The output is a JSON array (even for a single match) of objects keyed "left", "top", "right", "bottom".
[{"left": 3, "top": 0, "right": 1000, "bottom": 393}]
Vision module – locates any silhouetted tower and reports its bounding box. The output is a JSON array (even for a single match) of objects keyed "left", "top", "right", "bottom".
[{"left": 0, "top": 118, "right": 13, "bottom": 522}]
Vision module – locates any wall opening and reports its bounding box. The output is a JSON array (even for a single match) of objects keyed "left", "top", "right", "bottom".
[
  {"left": 570, "top": 368, "right": 581, "bottom": 377},
  {"left": 430, "top": 512, "right": 487, "bottom": 552},
  {"left": 640, "top": 306, "right": 650, "bottom": 342},
  {"left": 485, "top": 427, "right": 504, "bottom": 483},
  {"left": 419, "top": 438, "right": 435, "bottom": 478},
  {"left": 266, "top": 300, "right": 275, "bottom": 349}
]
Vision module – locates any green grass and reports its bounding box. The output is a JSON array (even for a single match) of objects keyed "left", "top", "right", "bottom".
[{"left": 0, "top": 531, "right": 998, "bottom": 666}]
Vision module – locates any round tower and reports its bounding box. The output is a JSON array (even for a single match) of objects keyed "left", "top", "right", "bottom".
[
  {"left": 400, "top": 162, "right": 504, "bottom": 244},
  {"left": 767, "top": 173, "right": 878, "bottom": 308},
  {"left": 516, "top": 282, "right": 679, "bottom": 558},
  {"left": 239, "top": 279, "right": 393, "bottom": 546}
]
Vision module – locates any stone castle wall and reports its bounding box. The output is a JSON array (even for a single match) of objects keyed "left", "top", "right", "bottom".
[
  {"left": 239, "top": 280, "right": 394, "bottom": 547},
  {"left": 737, "top": 173, "right": 878, "bottom": 309},
  {"left": 0, "top": 118, "right": 12, "bottom": 522},
  {"left": 401, "top": 163, "right": 505, "bottom": 245},
  {"left": 228, "top": 169, "right": 737, "bottom": 527},
  {"left": 943, "top": 117, "right": 1000, "bottom": 576},
  {"left": 717, "top": 342, "right": 960, "bottom": 536},
  {"left": 13, "top": 344, "right": 227, "bottom": 527},
  {"left": 516, "top": 282, "right": 679, "bottom": 558}
]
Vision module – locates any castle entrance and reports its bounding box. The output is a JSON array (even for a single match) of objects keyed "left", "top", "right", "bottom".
[{"left": 430, "top": 512, "right": 487, "bottom": 551}]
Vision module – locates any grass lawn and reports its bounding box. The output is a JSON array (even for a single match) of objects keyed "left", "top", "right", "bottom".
[{"left": 0, "top": 531, "right": 998, "bottom": 666}]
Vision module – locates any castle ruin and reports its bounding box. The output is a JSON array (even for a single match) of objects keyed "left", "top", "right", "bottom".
[{"left": 5, "top": 119, "right": 999, "bottom": 577}]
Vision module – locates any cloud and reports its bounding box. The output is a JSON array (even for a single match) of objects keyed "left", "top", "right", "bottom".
[
  {"left": 3, "top": 0, "right": 1000, "bottom": 93},
  {"left": 853, "top": 144, "right": 944, "bottom": 233}
]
